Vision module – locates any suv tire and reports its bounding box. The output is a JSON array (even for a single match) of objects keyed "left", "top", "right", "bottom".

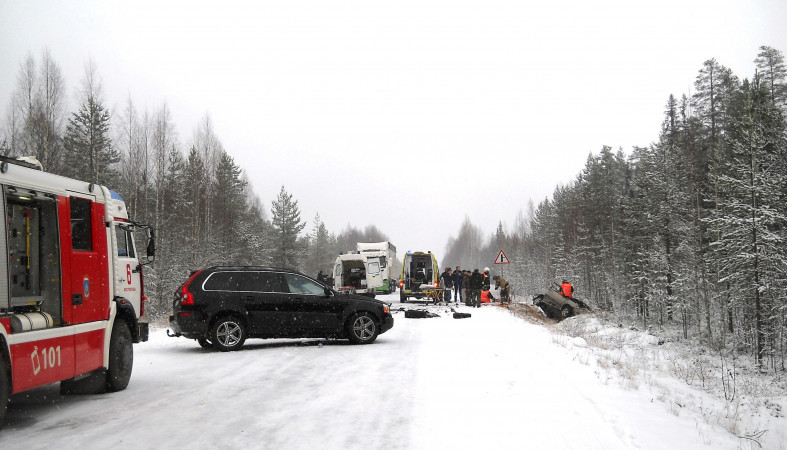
[
  {"left": 347, "top": 312, "right": 379, "bottom": 344},
  {"left": 212, "top": 316, "right": 246, "bottom": 352}
]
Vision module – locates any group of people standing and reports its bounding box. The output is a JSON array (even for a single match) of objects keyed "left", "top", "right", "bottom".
[{"left": 439, "top": 266, "right": 510, "bottom": 307}]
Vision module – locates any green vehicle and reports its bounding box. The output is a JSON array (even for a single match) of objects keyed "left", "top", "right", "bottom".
[{"left": 357, "top": 242, "right": 398, "bottom": 294}]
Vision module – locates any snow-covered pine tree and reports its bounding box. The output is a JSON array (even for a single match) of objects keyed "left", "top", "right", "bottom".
[
  {"left": 271, "top": 186, "right": 306, "bottom": 269},
  {"left": 63, "top": 61, "right": 118, "bottom": 185},
  {"left": 711, "top": 75, "right": 786, "bottom": 367},
  {"left": 212, "top": 151, "right": 247, "bottom": 264},
  {"left": 303, "top": 213, "right": 337, "bottom": 279}
]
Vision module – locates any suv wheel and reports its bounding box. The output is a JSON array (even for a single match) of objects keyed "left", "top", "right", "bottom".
[
  {"left": 347, "top": 312, "right": 379, "bottom": 344},
  {"left": 560, "top": 305, "right": 573, "bottom": 319},
  {"left": 211, "top": 316, "right": 246, "bottom": 351}
]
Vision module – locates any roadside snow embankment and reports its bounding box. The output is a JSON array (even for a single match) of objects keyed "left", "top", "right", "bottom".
[{"left": 533, "top": 310, "right": 787, "bottom": 449}]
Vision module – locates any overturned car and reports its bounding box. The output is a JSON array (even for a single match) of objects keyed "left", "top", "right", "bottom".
[{"left": 532, "top": 290, "right": 591, "bottom": 320}]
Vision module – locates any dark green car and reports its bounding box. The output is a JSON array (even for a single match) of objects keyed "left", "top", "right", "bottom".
[{"left": 533, "top": 290, "right": 590, "bottom": 320}]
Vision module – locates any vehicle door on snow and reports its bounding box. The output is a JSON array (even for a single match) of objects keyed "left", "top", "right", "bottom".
[{"left": 283, "top": 273, "right": 343, "bottom": 333}]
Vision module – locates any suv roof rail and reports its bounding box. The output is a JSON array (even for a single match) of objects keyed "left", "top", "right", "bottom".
[{"left": 201, "top": 265, "right": 305, "bottom": 274}]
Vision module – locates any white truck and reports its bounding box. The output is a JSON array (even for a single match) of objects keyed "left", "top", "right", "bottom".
[
  {"left": 333, "top": 252, "right": 384, "bottom": 297},
  {"left": 0, "top": 156, "right": 154, "bottom": 426},
  {"left": 356, "top": 242, "right": 397, "bottom": 295}
]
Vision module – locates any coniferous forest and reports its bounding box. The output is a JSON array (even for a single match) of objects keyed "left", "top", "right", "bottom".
[
  {"left": 0, "top": 52, "right": 390, "bottom": 322},
  {"left": 3, "top": 46, "right": 786, "bottom": 371},
  {"left": 445, "top": 46, "right": 787, "bottom": 371}
]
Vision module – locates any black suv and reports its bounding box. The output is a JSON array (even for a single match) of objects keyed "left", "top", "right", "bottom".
[{"left": 168, "top": 266, "right": 394, "bottom": 351}]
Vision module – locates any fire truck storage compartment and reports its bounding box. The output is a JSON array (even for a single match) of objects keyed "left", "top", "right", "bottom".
[{"left": 2, "top": 186, "right": 62, "bottom": 326}]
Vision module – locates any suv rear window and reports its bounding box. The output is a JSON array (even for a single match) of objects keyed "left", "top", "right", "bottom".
[{"left": 203, "top": 272, "right": 243, "bottom": 291}]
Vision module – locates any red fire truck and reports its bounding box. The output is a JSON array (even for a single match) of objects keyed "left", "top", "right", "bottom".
[{"left": 0, "top": 156, "right": 154, "bottom": 426}]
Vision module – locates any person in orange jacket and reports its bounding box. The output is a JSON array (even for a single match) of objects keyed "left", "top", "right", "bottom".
[{"left": 558, "top": 279, "right": 574, "bottom": 298}]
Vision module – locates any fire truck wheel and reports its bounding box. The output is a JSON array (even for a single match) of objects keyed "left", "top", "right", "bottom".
[
  {"left": 106, "top": 320, "right": 133, "bottom": 392},
  {"left": 211, "top": 316, "right": 246, "bottom": 352},
  {"left": 0, "top": 360, "right": 8, "bottom": 427}
]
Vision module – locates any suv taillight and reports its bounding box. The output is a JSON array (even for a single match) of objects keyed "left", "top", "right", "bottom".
[
  {"left": 180, "top": 286, "right": 194, "bottom": 305},
  {"left": 179, "top": 270, "right": 204, "bottom": 306}
]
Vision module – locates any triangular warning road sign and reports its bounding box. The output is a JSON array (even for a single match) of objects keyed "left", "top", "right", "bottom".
[{"left": 494, "top": 249, "right": 510, "bottom": 264}]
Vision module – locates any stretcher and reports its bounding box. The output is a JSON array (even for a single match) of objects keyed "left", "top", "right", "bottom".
[{"left": 421, "top": 288, "right": 445, "bottom": 304}]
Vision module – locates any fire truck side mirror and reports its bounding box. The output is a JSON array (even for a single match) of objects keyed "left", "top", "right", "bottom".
[
  {"left": 146, "top": 228, "right": 156, "bottom": 258},
  {"left": 147, "top": 238, "right": 155, "bottom": 258}
]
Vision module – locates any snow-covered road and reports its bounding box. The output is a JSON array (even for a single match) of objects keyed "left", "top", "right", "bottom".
[{"left": 1, "top": 293, "right": 743, "bottom": 449}]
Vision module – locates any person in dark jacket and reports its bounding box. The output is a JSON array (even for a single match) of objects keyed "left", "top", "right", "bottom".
[
  {"left": 440, "top": 267, "right": 453, "bottom": 302},
  {"left": 469, "top": 269, "right": 484, "bottom": 307},
  {"left": 452, "top": 266, "right": 463, "bottom": 304},
  {"left": 462, "top": 270, "right": 472, "bottom": 306}
]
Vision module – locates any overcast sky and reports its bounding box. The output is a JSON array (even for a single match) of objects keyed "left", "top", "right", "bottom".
[{"left": 2, "top": 0, "right": 787, "bottom": 260}]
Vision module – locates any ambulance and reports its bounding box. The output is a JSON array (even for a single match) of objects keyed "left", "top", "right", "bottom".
[
  {"left": 333, "top": 252, "right": 384, "bottom": 297},
  {"left": 398, "top": 251, "right": 439, "bottom": 302}
]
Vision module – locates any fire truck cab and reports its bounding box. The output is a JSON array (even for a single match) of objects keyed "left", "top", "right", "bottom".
[{"left": 0, "top": 156, "right": 154, "bottom": 426}]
